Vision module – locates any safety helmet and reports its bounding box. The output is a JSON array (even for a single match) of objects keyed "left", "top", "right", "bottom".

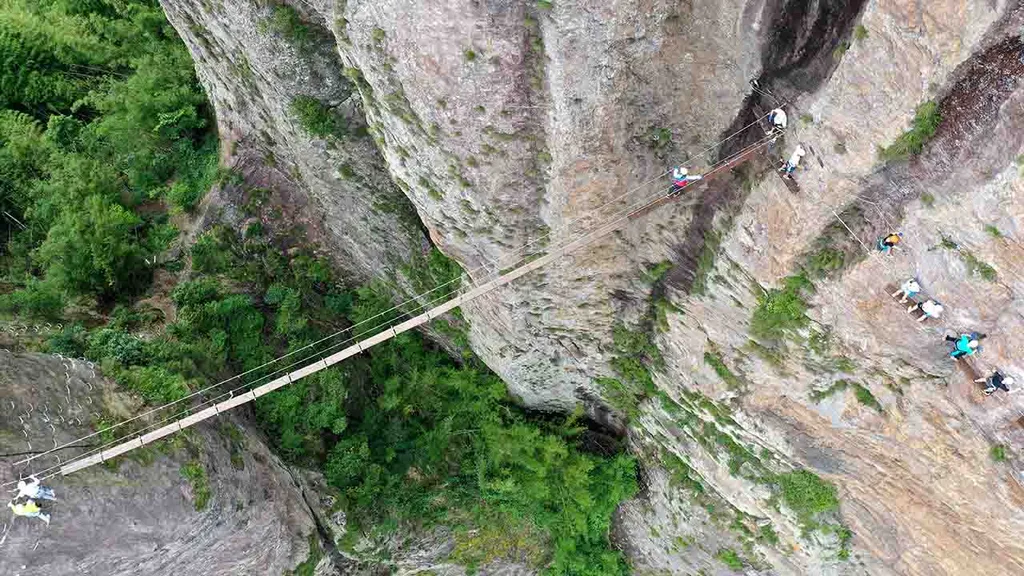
[
  {"left": 969, "top": 340, "right": 979, "bottom": 349},
  {"left": 1003, "top": 377, "right": 1015, "bottom": 386}
]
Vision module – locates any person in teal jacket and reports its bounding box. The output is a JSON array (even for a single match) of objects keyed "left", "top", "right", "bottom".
[{"left": 945, "top": 332, "right": 986, "bottom": 359}]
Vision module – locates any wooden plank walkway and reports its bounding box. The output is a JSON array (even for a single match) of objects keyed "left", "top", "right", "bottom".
[
  {"left": 59, "top": 190, "right": 667, "bottom": 476},
  {"left": 59, "top": 138, "right": 775, "bottom": 478}
]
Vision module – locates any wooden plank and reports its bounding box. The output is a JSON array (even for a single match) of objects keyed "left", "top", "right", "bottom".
[
  {"left": 251, "top": 375, "right": 292, "bottom": 398},
  {"left": 100, "top": 437, "right": 144, "bottom": 462},
  {"left": 178, "top": 406, "right": 219, "bottom": 428},
  {"left": 60, "top": 454, "right": 103, "bottom": 476},
  {"left": 140, "top": 422, "right": 183, "bottom": 445},
  {"left": 218, "top": 390, "right": 258, "bottom": 411}
]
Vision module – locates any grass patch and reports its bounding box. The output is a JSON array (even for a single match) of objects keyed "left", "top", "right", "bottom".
[
  {"left": 799, "top": 113, "right": 814, "bottom": 125},
  {"left": 878, "top": 101, "right": 941, "bottom": 161},
  {"left": 852, "top": 383, "right": 882, "bottom": 412},
  {"left": 991, "top": 444, "right": 1007, "bottom": 462},
  {"left": 716, "top": 548, "right": 744, "bottom": 571},
  {"left": 180, "top": 460, "right": 211, "bottom": 511},
  {"left": 750, "top": 274, "right": 813, "bottom": 342},
  {"left": 704, "top": 348, "right": 741, "bottom": 389},
  {"left": 853, "top": 25, "right": 869, "bottom": 41},
  {"left": 920, "top": 192, "right": 935, "bottom": 207},
  {"left": 984, "top": 224, "right": 1004, "bottom": 238},
  {"left": 464, "top": 49, "right": 477, "bottom": 61}
]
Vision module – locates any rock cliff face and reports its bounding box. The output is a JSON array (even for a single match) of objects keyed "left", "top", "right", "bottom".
[
  {"left": 158, "top": 0, "right": 1024, "bottom": 574},
  {"left": 0, "top": 352, "right": 320, "bottom": 576}
]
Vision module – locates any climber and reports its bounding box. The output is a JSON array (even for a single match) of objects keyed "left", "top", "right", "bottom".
[
  {"left": 7, "top": 498, "right": 49, "bottom": 525},
  {"left": 877, "top": 232, "right": 902, "bottom": 255},
  {"left": 16, "top": 476, "right": 56, "bottom": 502},
  {"left": 669, "top": 167, "right": 703, "bottom": 196},
  {"left": 974, "top": 371, "right": 1015, "bottom": 396},
  {"left": 908, "top": 299, "right": 943, "bottom": 322},
  {"left": 778, "top": 145, "right": 806, "bottom": 178},
  {"left": 945, "top": 332, "right": 986, "bottom": 360},
  {"left": 768, "top": 108, "right": 788, "bottom": 131},
  {"left": 891, "top": 278, "right": 921, "bottom": 303}
]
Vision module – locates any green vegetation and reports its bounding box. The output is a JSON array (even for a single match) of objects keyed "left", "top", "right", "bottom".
[
  {"left": 288, "top": 535, "right": 323, "bottom": 576},
  {"left": 991, "top": 444, "right": 1007, "bottom": 462},
  {"left": 716, "top": 548, "right": 744, "bottom": 571},
  {"left": 464, "top": 49, "right": 477, "bottom": 61},
  {"left": 180, "top": 460, "right": 211, "bottom": 511},
  {"left": 920, "top": 192, "right": 935, "bottom": 207},
  {"left": 772, "top": 470, "right": 839, "bottom": 531},
  {"left": 643, "top": 260, "right": 673, "bottom": 284},
  {"left": 809, "top": 380, "right": 849, "bottom": 402},
  {"left": 853, "top": 383, "right": 882, "bottom": 412},
  {"left": 799, "top": 114, "right": 814, "bottom": 125},
  {"left": 750, "top": 274, "right": 813, "bottom": 342},
  {"left": 939, "top": 236, "right": 997, "bottom": 281},
  {"left": 985, "top": 224, "right": 1004, "bottom": 238},
  {"left": 647, "top": 127, "right": 673, "bottom": 154},
  {"left": 853, "top": 25, "right": 869, "bottom": 41},
  {"left": 803, "top": 247, "right": 845, "bottom": 280},
  {"left": 704, "top": 349, "right": 741, "bottom": 389},
  {"left": 536, "top": 0, "right": 554, "bottom": 9},
  {"left": 290, "top": 96, "right": 346, "bottom": 139},
  {"left": 832, "top": 41, "right": 850, "bottom": 59},
  {"left": 878, "top": 101, "right": 941, "bottom": 161},
  {"left": 261, "top": 3, "right": 312, "bottom": 51},
  {"left": 0, "top": 0, "right": 217, "bottom": 319}
]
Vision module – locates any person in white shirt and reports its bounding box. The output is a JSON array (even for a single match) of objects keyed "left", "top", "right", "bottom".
[
  {"left": 768, "top": 108, "right": 787, "bottom": 131},
  {"left": 778, "top": 145, "right": 806, "bottom": 177},
  {"left": 16, "top": 476, "right": 56, "bottom": 501},
  {"left": 891, "top": 278, "right": 921, "bottom": 303},
  {"left": 908, "top": 299, "right": 943, "bottom": 322}
]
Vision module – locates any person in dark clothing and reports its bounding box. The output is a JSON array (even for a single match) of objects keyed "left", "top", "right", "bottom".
[{"left": 974, "top": 371, "right": 1015, "bottom": 396}]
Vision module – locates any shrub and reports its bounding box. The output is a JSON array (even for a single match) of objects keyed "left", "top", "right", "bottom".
[
  {"left": 263, "top": 4, "right": 311, "bottom": 50},
  {"left": 879, "top": 101, "right": 941, "bottom": 161},
  {"left": 853, "top": 25, "right": 869, "bottom": 41},
  {"left": 289, "top": 96, "right": 345, "bottom": 139},
  {"left": 991, "top": 444, "right": 1007, "bottom": 462},
  {"left": 773, "top": 470, "right": 839, "bottom": 529}
]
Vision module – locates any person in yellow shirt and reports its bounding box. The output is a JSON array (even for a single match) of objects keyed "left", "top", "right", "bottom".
[{"left": 8, "top": 498, "right": 50, "bottom": 524}]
